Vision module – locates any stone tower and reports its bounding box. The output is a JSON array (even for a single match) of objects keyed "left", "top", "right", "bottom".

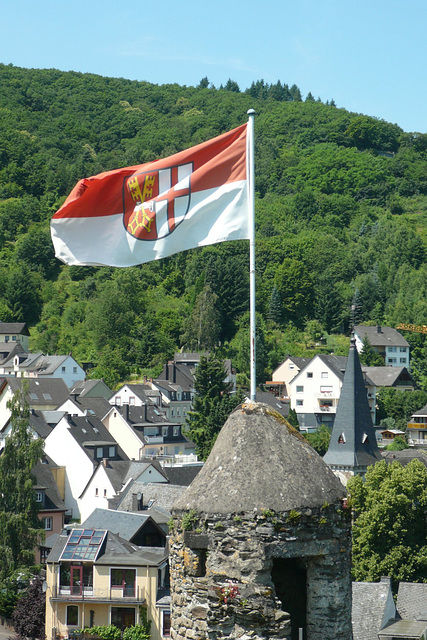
[
  {"left": 169, "top": 403, "right": 352, "bottom": 640},
  {"left": 323, "top": 336, "right": 382, "bottom": 485}
]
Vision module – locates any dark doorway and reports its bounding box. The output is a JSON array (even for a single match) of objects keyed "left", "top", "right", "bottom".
[{"left": 272, "top": 558, "right": 307, "bottom": 640}]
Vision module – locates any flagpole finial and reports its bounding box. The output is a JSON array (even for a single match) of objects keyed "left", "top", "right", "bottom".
[{"left": 247, "top": 109, "right": 256, "bottom": 116}]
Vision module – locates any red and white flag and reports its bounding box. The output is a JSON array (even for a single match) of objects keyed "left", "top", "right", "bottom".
[{"left": 51, "top": 124, "right": 249, "bottom": 267}]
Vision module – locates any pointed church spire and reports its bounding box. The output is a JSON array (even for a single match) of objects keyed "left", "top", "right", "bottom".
[{"left": 323, "top": 336, "right": 382, "bottom": 479}]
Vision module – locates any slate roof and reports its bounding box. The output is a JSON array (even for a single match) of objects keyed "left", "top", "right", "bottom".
[
  {"left": 29, "top": 411, "right": 54, "bottom": 439},
  {"left": 352, "top": 579, "right": 396, "bottom": 640},
  {"left": 411, "top": 404, "right": 427, "bottom": 418},
  {"left": 0, "top": 342, "right": 25, "bottom": 365},
  {"left": 82, "top": 460, "right": 169, "bottom": 497},
  {"left": 254, "top": 391, "right": 289, "bottom": 418},
  {"left": 67, "top": 396, "right": 112, "bottom": 420},
  {"left": 397, "top": 582, "right": 427, "bottom": 620},
  {"left": 173, "top": 402, "right": 346, "bottom": 515},
  {"left": 355, "top": 325, "right": 409, "bottom": 348},
  {"left": 363, "top": 366, "right": 414, "bottom": 388},
  {"left": 0, "top": 322, "right": 29, "bottom": 336},
  {"left": 323, "top": 338, "right": 382, "bottom": 469},
  {"left": 63, "top": 415, "right": 127, "bottom": 461},
  {"left": 33, "top": 456, "right": 66, "bottom": 512},
  {"left": 162, "top": 465, "right": 202, "bottom": 487},
  {"left": 115, "top": 481, "right": 188, "bottom": 513},
  {"left": 36, "top": 410, "right": 66, "bottom": 428},
  {"left": 114, "top": 404, "right": 171, "bottom": 426},
  {"left": 81, "top": 508, "right": 153, "bottom": 541},
  {"left": 48, "top": 528, "right": 167, "bottom": 566},
  {"left": 382, "top": 449, "right": 427, "bottom": 468},
  {"left": 7, "top": 377, "right": 69, "bottom": 407},
  {"left": 155, "top": 361, "right": 195, "bottom": 391},
  {"left": 70, "top": 379, "right": 112, "bottom": 398},
  {"left": 379, "top": 619, "right": 427, "bottom": 638}
]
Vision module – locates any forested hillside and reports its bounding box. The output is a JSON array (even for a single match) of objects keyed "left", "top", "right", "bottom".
[{"left": 1, "top": 63, "right": 427, "bottom": 389}]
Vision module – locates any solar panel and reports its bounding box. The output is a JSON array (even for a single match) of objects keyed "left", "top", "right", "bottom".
[{"left": 59, "top": 529, "right": 107, "bottom": 561}]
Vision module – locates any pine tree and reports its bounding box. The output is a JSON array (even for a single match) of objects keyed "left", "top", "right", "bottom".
[
  {"left": 186, "top": 353, "right": 243, "bottom": 460},
  {"left": 0, "top": 384, "right": 44, "bottom": 591}
]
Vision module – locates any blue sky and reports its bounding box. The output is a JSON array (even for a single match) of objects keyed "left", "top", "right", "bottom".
[{"left": 1, "top": 0, "right": 426, "bottom": 133}]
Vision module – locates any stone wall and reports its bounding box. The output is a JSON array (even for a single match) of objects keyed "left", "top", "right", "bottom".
[{"left": 169, "top": 503, "right": 352, "bottom": 640}]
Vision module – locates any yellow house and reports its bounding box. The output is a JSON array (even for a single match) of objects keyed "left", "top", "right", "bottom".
[{"left": 45, "top": 528, "right": 170, "bottom": 640}]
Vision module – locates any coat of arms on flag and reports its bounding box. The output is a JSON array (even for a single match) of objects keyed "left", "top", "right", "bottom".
[{"left": 124, "top": 163, "right": 193, "bottom": 241}]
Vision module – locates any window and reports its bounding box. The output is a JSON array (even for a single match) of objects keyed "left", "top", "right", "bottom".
[
  {"left": 12, "top": 335, "right": 17, "bottom": 341},
  {"left": 62, "top": 366, "right": 66, "bottom": 372},
  {"left": 111, "top": 608, "right": 135, "bottom": 631},
  {"left": 307, "top": 372, "right": 313, "bottom": 378},
  {"left": 296, "top": 386, "right": 304, "bottom": 393},
  {"left": 338, "top": 433, "right": 346, "bottom": 444},
  {"left": 109, "top": 446, "right": 116, "bottom": 457},
  {"left": 170, "top": 409, "right": 174, "bottom": 417},
  {"left": 35, "top": 491, "right": 43, "bottom": 503},
  {"left": 95, "top": 488, "right": 98, "bottom": 496},
  {"left": 104, "top": 489, "right": 107, "bottom": 497},
  {"left": 162, "top": 427, "right": 169, "bottom": 437},
  {"left": 388, "top": 347, "right": 397, "bottom": 353},
  {"left": 162, "top": 611, "right": 171, "bottom": 637},
  {"left": 111, "top": 569, "right": 136, "bottom": 597},
  {"left": 67, "top": 605, "right": 79, "bottom": 626},
  {"left": 321, "top": 372, "right": 328, "bottom": 379},
  {"left": 400, "top": 347, "right": 407, "bottom": 352},
  {"left": 173, "top": 427, "right": 180, "bottom": 436},
  {"left": 73, "top": 367, "right": 77, "bottom": 373},
  {"left": 44, "top": 517, "right": 52, "bottom": 531},
  {"left": 296, "top": 400, "right": 303, "bottom": 406},
  {"left": 96, "top": 447, "right": 103, "bottom": 458},
  {"left": 115, "top": 397, "right": 121, "bottom": 406},
  {"left": 400, "top": 358, "right": 407, "bottom": 363},
  {"left": 388, "top": 358, "right": 397, "bottom": 364},
  {"left": 129, "top": 396, "right": 135, "bottom": 405},
  {"left": 176, "top": 408, "right": 180, "bottom": 417}
]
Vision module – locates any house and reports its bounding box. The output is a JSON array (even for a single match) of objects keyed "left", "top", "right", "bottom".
[
  {"left": 102, "top": 403, "right": 195, "bottom": 461},
  {"left": 0, "top": 352, "right": 85, "bottom": 388},
  {"left": 407, "top": 404, "right": 427, "bottom": 446},
  {"left": 0, "top": 322, "right": 30, "bottom": 351},
  {"left": 0, "top": 377, "right": 69, "bottom": 439},
  {"left": 44, "top": 527, "right": 170, "bottom": 640},
  {"left": 111, "top": 383, "right": 163, "bottom": 409},
  {"left": 69, "top": 379, "right": 112, "bottom": 400},
  {"left": 33, "top": 456, "right": 67, "bottom": 564},
  {"left": 265, "top": 356, "right": 310, "bottom": 398},
  {"left": 43, "top": 414, "right": 128, "bottom": 520},
  {"left": 382, "top": 449, "right": 427, "bottom": 467},
  {"left": 288, "top": 354, "right": 376, "bottom": 431},
  {"left": 363, "top": 366, "right": 415, "bottom": 391},
  {"left": 380, "top": 428, "right": 406, "bottom": 443},
  {"left": 77, "top": 459, "right": 169, "bottom": 523},
  {"left": 58, "top": 394, "right": 112, "bottom": 421},
  {"left": 354, "top": 325, "right": 410, "bottom": 367}
]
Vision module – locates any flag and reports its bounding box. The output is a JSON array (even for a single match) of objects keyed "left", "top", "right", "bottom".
[{"left": 51, "top": 124, "right": 249, "bottom": 267}]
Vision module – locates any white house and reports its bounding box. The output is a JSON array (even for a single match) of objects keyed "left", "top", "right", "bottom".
[
  {"left": 289, "top": 354, "right": 376, "bottom": 431},
  {"left": 0, "top": 322, "right": 30, "bottom": 351},
  {"left": 0, "top": 352, "right": 85, "bottom": 388},
  {"left": 354, "top": 325, "right": 410, "bottom": 367},
  {"left": 265, "top": 356, "right": 310, "bottom": 398}
]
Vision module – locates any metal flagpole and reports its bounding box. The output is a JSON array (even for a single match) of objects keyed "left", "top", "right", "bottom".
[{"left": 247, "top": 109, "right": 256, "bottom": 401}]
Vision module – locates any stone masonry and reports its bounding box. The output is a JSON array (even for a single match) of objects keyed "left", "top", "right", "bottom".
[{"left": 169, "top": 403, "right": 353, "bottom": 640}]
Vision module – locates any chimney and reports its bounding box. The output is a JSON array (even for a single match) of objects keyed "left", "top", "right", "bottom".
[
  {"left": 102, "top": 458, "right": 109, "bottom": 468},
  {"left": 124, "top": 403, "right": 129, "bottom": 421},
  {"left": 377, "top": 325, "right": 382, "bottom": 333},
  {"left": 165, "top": 363, "right": 169, "bottom": 381},
  {"left": 144, "top": 403, "right": 148, "bottom": 422}
]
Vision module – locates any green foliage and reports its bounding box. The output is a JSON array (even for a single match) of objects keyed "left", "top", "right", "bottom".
[
  {"left": 359, "top": 336, "right": 384, "bottom": 366},
  {"left": 0, "top": 384, "right": 44, "bottom": 592},
  {"left": 83, "top": 626, "right": 122, "bottom": 640},
  {"left": 377, "top": 388, "right": 427, "bottom": 430},
  {"left": 181, "top": 509, "right": 198, "bottom": 531},
  {"left": 386, "top": 435, "right": 409, "bottom": 451},
  {"left": 185, "top": 353, "right": 243, "bottom": 459},
  {"left": 305, "top": 425, "right": 332, "bottom": 456},
  {"left": 348, "top": 460, "right": 427, "bottom": 589}
]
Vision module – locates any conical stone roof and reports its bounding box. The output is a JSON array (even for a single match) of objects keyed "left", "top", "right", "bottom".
[{"left": 173, "top": 403, "right": 346, "bottom": 515}]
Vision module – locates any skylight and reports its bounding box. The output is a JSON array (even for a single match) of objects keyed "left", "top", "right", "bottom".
[{"left": 59, "top": 529, "right": 107, "bottom": 561}]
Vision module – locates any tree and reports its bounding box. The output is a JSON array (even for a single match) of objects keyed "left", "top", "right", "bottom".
[
  {"left": 386, "top": 435, "right": 408, "bottom": 451},
  {"left": 348, "top": 460, "right": 427, "bottom": 590},
  {"left": 0, "top": 385, "right": 44, "bottom": 591},
  {"left": 305, "top": 425, "right": 331, "bottom": 456},
  {"left": 185, "top": 353, "right": 243, "bottom": 460},
  {"left": 12, "top": 575, "right": 46, "bottom": 640},
  {"left": 359, "top": 336, "right": 384, "bottom": 366},
  {"left": 180, "top": 284, "right": 221, "bottom": 350}
]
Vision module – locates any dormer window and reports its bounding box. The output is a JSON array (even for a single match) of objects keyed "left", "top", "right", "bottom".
[
  {"left": 338, "top": 433, "right": 346, "bottom": 444},
  {"left": 36, "top": 491, "right": 44, "bottom": 503},
  {"left": 362, "top": 433, "right": 369, "bottom": 444}
]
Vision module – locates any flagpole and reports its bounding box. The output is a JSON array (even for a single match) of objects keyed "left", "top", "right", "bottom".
[{"left": 247, "top": 109, "right": 256, "bottom": 401}]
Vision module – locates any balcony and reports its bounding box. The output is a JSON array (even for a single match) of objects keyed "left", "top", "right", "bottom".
[
  {"left": 407, "top": 423, "right": 427, "bottom": 430},
  {"left": 51, "top": 585, "right": 145, "bottom": 603},
  {"left": 407, "top": 438, "right": 427, "bottom": 446},
  {"left": 144, "top": 435, "right": 163, "bottom": 444}
]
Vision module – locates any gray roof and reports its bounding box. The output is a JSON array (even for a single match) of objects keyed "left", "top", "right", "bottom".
[
  {"left": 33, "top": 456, "right": 66, "bottom": 512},
  {"left": 411, "top": 404, "right": 427, "bottom": 418},
  {"left": 2, "top": 353, "right": 69, "bottom": 374},
  {"left": 253, "top": 391, "right": 289, "bottom": 418},
  {"left": 397, "top": 582, "right": 427, "bottom": 620},
  {"left": 70, "top": 379, "right": 112, "bottom": 398},
  {"left": 155, "top": 361, "right": 195, "bottom": 391},
  {"left": 63, "top": 415, "right": 128, "bottom": 461},
  {"left": 29, "top": 411, "right": 54, "bottom": 439},
  {"left": 0, "top": 322, "right": 29, "bottom": 336},
  {"left": 382, "top": 449, "right": 427, "bottom": 468},
  {"left": 272, "top": 357, "right": 310, "bottom": 377},
  {"left": 162, "top": 465, "right": 202, "bottom": 486},
  {"left": 81, "top": 508, "right": 152, "bottom": 540},
  {"left": 7, "top": 377, "right": 69, "bottom": 407},
  {"left": 363, "top": 366, "right": 414, "bottom": 388},
  {"left": 67, "top": 396, "right": 111, "bottom": 420},
  {"left": 352, "top": 579, "right": 396, "bottom": 640},
  {"left": 114, "top": 481, "right": 187, "bottom": 514},
  {"left": 0, "top": 342, "right": 25, "bottom": 365},
  {"left": 379, "top": 619, "right": 427, "bottom": 638},
  {"left": 323, "top": 339, "right": 382, "bottom": 469},
  {"left": 173, "top": 402, "right": 346, "bottom": 515},
  {"left": 355, "top": 325, "right": 409, "bottom": 348},
  {"left": 47, "top": 529, "right": 167, "bottom": 566}
]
